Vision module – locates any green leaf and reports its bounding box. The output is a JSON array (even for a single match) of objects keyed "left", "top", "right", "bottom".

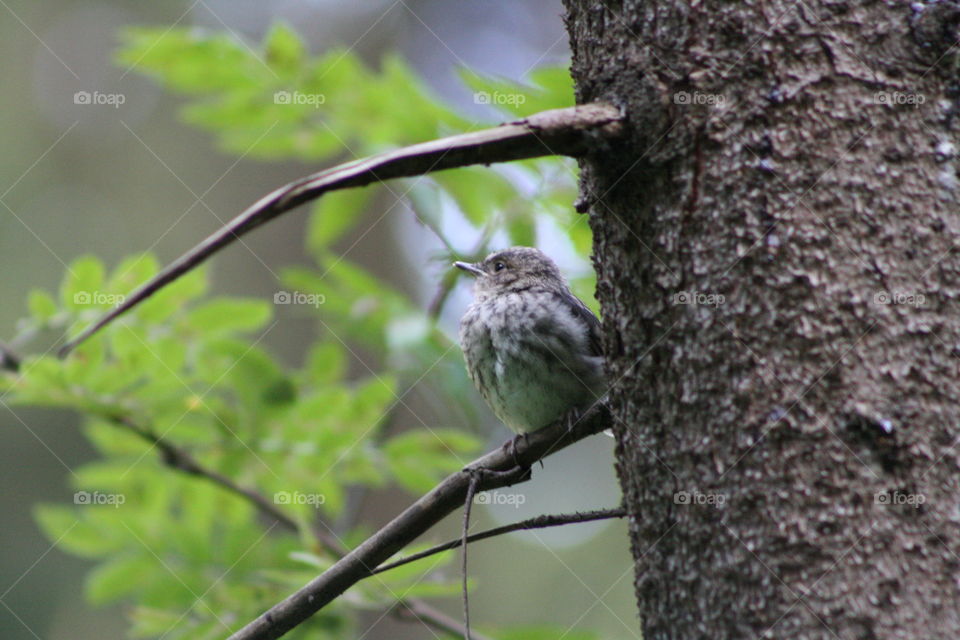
[
  {"left": 86, "top": 555, "right": 153, "bottom": 604},
  {"left": 506, "top": 210, "right": 537, "bottom": 247},
  {"left": 307, "top": 187, "right": 376, "bottom": 255},
  {"left": 34, "top": 505, "right": 119, "bottom": 558},
  {"left": 384, "top": 429, "right": 480, "bottom": 493},
  {"left": 61, "top": 255, "right": 106, "bottom": 310},
  {"left": 116, "top": 28, "right": 268, "bottom": 93},
  {"left": 106, "top": 253, "right": 160, "bottom": 295},
  {"left": 136, "top": 266, "right": 208, "bottom": 325},
  {"left": 264, "top": 22, "right": 305, "bottom": 71},
  {"left": 569, "top": 215, "right": 594, "bottom": 257},
  {"left": 304, "top": 341, "right": 345, "bottom": 385},
  {"left": 184, "top": 298, "right": 272, "bottom": 334},
  {"left": 498, "top": 627, "right": 598, "bottom": 640},
  {"left": 436, "top": 168, "right": 517, "bottom": 226},
  {"left": 129, "top": 606, "right": 182, "bottom": 638},
  {"left": 459, "top": 65, "right": 574, "bottom": 118},
  {"left": 27, "top": 289, "right": 58, "bottom": 322}
]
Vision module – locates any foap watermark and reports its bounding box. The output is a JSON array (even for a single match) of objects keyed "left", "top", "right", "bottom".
[
  {"left": 274, "top": 291, "right": 325, "bottom": 307},
  {"left": 73, "top": 290, "right": 126, "bottom": 307},
  {"left": 273, "top": 91, "right": 326, "bottom": 108},
  {"left": 473, "top": 91, "right": 526, "bottom": 107},
  {"left": 872, "top": 290, "right": 925, "bottom": 308},
  {"left": 674, "top": 91, "right": 725, "bottom": 106},
  {"left": 274, "top": 491, "right": 326, "bottom": 507},
  {"left": 674, "top": 489, "right": 726, "bottom": 508},
  {"left": 874, "top": 91, "right": 925, "bottom": 107},
  {"left": 74, "top": 90, "right": 126, "bottom": 108},
  {"left": 673, "top": 291, "right": 725, "bottom": 307},
  {"left": 474, "top": 490, "right": 526, "bottom": 508},
  {"left": 874, "top": 490, "right": 925, "bottom": 508},
  {"left": 74, "top": 490, "right": 125, "bottom": 507}
]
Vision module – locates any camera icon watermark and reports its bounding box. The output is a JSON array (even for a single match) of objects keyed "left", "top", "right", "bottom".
[
  {"left": 473, "top": 91, "right": 526, "bottom": 107},
  {"left": 872, "top": 290, "right": 925, "bottom": 308},
  {"left": 273, "top": 91, "right": 326, "bottom": 108},
  {"left": 674, "top": 489, "right": 726, "bottom": 508},
  {"left": 74, "top": 490, "right": 125, "bottom": 507},
  {"left": 73, "top": 290, "right": 126, "bottom": 307},
  {"left": 274, "top": 491, "right": 326, "bottom": 507},
  {"left": 73, "top": 90, "right": 126, "bottom": 108},
  {"left": 273, "top": 291, "right": 325, "bottom": 308},
  {"left": 474, "top": 490, "right": 526, "bottom": 508},
  {"left": 874, "top": 490, "right": 925, "bottom": 508},
  {"left": 874, "top": 91, "right": 925, "bottom": 107},
  {"left": 673, "top": 291, "right": 725, "bottom": 307},
  {"left": 673, "top": 91, "right": 725, "bottom": 106}
]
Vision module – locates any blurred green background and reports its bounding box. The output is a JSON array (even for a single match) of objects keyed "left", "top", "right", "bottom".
[{"left": 0, "top": 1, "right": 636, "bottom": 638}]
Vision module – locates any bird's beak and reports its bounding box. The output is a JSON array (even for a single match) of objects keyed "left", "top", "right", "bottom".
[{"left": 454, "top": 261, "right": 485, "bottom": 277}]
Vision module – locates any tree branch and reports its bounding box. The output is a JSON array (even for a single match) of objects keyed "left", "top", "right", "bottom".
[
  {"left": 227, "top": 402, "right": 612, "bottom": 640},
  {"left": 373, "top": 507, "right": 627, "bottom": 576},
  {"left": 105, "top": 414, "right": 489, "bottom": 640},
  {"left": 0, "top": 340, "right": 21, "bottom": 372},
  {"left": 58, "top": 103, "right": 623, "bottom": 356},
  {"left": 107, "top": 415, "right": 344, "bottom": 548}
]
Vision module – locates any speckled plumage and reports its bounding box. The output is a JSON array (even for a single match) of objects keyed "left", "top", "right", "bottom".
[{"left": 456, "top": 247, "right": 606, "bottom": 433}]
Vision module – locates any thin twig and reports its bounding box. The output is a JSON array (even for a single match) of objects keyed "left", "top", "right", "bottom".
[
  {"left": 427, "top": 269, "right": 461, "bottom": 320},
  {"left": 227, "top": 403, "right": 611, "bottom": 640},
  {"left": 58, "top": 103, "right": 623, "bottom": 356},
  {"left": 395, "top": 601, "right": 496, "bottom": 640},
  {"left": 0, "top": 340, "right": 21, "bottom": 372},
  {"left": 427, "top": 230, "right": 493, "bottom": 320},
  {"left": 104, "top": 414, "right": 482, "bottom": 639},
  {"left": 461, "top": 470, "right": 483, "bottom": 640},
  {"left": 332, "top": 400, "right": 404, "bottom": 536},
  {"left": 108, "top": 415, "right": 342, "bottom": 548},
  {"left": 373, "top": 507, "right": 627, "bottom": 575}
]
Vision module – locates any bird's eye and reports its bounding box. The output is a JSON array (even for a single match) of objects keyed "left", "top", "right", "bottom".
[{"left": 494, "top": 262, "right": 506, "bottom": 272}]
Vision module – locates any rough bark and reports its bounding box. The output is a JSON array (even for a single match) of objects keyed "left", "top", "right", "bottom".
[{"left": 563, "top": 1, "right": 960, "bottom": 638}]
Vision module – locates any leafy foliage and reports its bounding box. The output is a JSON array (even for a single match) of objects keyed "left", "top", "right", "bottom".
[{"left": 1, "top": 21, "right": 598, "bottom": 640}]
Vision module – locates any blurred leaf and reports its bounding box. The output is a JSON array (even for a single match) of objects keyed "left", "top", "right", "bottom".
[
  {"left": 264, "top": 22, "right": 305, "bottom": 71},
  {"left": 86, "top": 555, "right": 153, "bottom": 604},
  {"left": 383, "top": 429, "right": 480, "bottom": 493},
  {"left": 498, "top": 627, "right": 599, "bottom": 640},
  {"left": 61, "top": 255, "right": 105, "bottom": 310},
  {"left": 303, "top": 341, "right": 345, "bottom": 385},
  {"left": 116, "top": 31, "right": 466, "bottom": 161},
  {"left": 34, "top": 505, "right": 120, "bottom": 558},
  {"left": 436, "top": 168, "right": 517, "bottom": 226},
  {"left": 27, "top": 289, "right": 58, "bottom": 322},
  {"left": 459, "top": 65, "right": 574, "bottom": 118},
  {"left": 306, "top": 187, "right": 376, "bottom": 255},
  {"left": 129, "top": 607, "right": 183, "bottom": 638},
  {"left": 184, "top": 298, "right": 272, "bottom": 334}
]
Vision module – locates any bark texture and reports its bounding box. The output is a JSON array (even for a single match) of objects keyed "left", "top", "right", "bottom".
[{"left": 563, "top": 1, "right": 960, "bottom": 638}]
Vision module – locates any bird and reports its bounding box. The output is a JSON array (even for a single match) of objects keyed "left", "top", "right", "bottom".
[{"left": 455, "top": 247, "right": 606, "bottom": 434}]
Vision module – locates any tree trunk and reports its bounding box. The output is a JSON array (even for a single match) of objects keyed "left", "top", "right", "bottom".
[{"left": 563, "top": 1, "right": 960, "bottom": 637}]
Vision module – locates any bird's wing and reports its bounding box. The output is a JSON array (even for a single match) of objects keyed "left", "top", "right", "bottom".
[{"left": 557, "top": 289, "right": 603, "bottom": 357}]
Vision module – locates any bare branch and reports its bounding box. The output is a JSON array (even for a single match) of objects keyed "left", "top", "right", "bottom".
[
  {"left": 58, "top": 103, "right": 623, "bottom": 356},
  {"left": 0, "top": 340, "right": 21, "bottom": 372},
  {"left": 395, "top": 601, "right": 496, "bottom": 640},
  {"left": 373, "top": 507, "right": 627, "bottom": 576},
  {"left": 227, "top": 402, "right": 612, "bottom": 640}
]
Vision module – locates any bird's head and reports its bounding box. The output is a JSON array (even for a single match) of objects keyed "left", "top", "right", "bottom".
[{"left": 455, "top": 247, "right": 566, "bottom": 299}]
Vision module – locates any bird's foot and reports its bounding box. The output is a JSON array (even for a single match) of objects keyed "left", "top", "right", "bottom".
[
  {"left": 501, "top": 432, "right": 530, "bottom": 468},
  {"left": 563, "top": 406, "right": 584, "bottom": 432}
]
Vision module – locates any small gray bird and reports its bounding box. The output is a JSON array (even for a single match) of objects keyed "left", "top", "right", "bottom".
[{"left": 455, "top": 247, "right": 606, "bottom": 433}]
